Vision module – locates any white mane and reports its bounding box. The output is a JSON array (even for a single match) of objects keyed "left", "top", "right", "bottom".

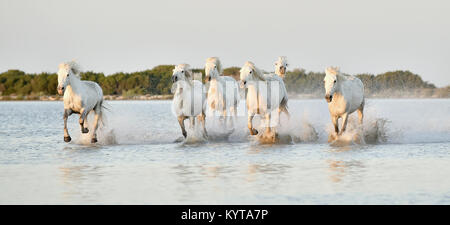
[
  {"left": 205, "top": 57, "right": 223, "bottom": 74},
  {"left": 325, "top": 66, "right": 355, "bottom": 81},
  {"left": 174, "top": 64, "right": 193, "bottom": 79},
  {"left": 325, "top": 66, "right": 340, "bottom": 76},
  {"left": 241, "top": 61, "right": 265, "bottom": 81},
  {"left": 59, "top": 61, "right": 82, "bottom": 78}
]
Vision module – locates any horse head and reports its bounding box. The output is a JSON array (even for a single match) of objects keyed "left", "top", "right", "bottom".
[
  {"left": 205, "top": 57, "right": 222, "bottom": 82},
  {"left": 172, "top": 64, "right": 193, "bottom": 84},
  {"left": 324, "top": 66, "right": 340, "bottom": 102},
  {"left": 57, "top": 61, "right": 80, "bottom": 95},
  {"left": 275, "top": 56, "right": 288, "bottom": 78},
  {"left": 239, "top": 61, "right": 265, "bottom": 88}
]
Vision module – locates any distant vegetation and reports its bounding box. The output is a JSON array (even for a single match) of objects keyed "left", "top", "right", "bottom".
[{"left": 0, "top": 65, "right": 448, "bottom": 100}]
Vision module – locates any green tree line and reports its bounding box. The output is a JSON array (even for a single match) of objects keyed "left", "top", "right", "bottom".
[{"left": 0, "top": 65, "right": 448, "bottom": 99}]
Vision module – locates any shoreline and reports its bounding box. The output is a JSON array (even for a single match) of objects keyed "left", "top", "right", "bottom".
[
  {"left": 0, "top": 94, "right": 448, "bottom": 101},
  {"left": 0, "top": 94, "right": 174, "bottom": 101}
]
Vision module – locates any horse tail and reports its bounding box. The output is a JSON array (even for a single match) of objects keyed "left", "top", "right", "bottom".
[
  {"left": 280, "top": 96, "right": 290, "bottom": 119},
  {"left": 278, "top": 77, "right": 290, "bottom": 119},
  {"left": 98, "top": 100, "right": 111, "bottom": 127}
]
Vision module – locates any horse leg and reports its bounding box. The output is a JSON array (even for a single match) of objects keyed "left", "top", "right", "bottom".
[
  {"left": 265, "top": 113, "right": 271, "bottom": 134},
  {"left": 232, "top": 104, "right": 238, "bottom": 128},
  {"left": 63, "top": 109, "right": 72, "bottom": 142},
  {"left": 178, "top": 116, "right": 187, "bottom": 138},
  {"left": 223, "top": 109, "right": 229, "bottom": 129},
  {"left": 189, "top": 116, "right": 195, "bottom": 129},
  {"left": 277, "top": 108, "right": 281, "bottom": 126},
  {"left": 198, "top": 111, "right": 208, "bottom": 138},
  {"left": 220, "top": 108, "right": 226, "bottom": 127},
  {"left": 79, "top": 108, "right": 89, "bottom": 134},
  {"left": 339, "top": 113, "right": 349, "bottom": 135},
  {"left": 228, "top": 106, "right": 235, "bottom": 129},
  {"left": 357, "top": 101, "right": 364, "bottom": 125},
  {"left": 91, "top": 106, "right": 101, "bottom": 143},
  {"left": 248, "top": 113, "right": 258, "bottom": 135},
  {"left": 83, "top": 117, "right": 89, "bottom": 131},
  {"left": 329, "top": 116, "right": 339, "bottom": 142}
]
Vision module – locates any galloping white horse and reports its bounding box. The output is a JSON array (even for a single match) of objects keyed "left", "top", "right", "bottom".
[
  {"left": 239, "top": 61, "right": 289, "bottom": 137},
  {"left": 172, "top": 64, "right": 208, "bottom": 138},
  {"left": 204, "top": 57, "right": 239, "bottom": 128},
  {"left": 57, "top": 61, "right": 105, "bottom": 143},
  {"left": 269, "top": 56, "right": 290, "bottom": 118},
  {"left": 323, "top": 67, "right": 365, "bottom": 141}
]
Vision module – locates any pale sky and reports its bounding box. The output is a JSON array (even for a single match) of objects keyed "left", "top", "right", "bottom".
[{"left": 1, "top": 0, "right": 449, "bottom": 87}]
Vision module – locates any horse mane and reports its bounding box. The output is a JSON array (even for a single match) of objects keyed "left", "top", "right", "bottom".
[
  {"left": 206, "top": 57, "right": 223, "bottom": 74},
  {"left": 326, "top": 66, "right": 354, "bottom": 81},
  {"left": 59, "top": 61, "right": 82, "bottom": 78},
  {"left": 176, "top": 64, "right": 193, "bottom": 79},
  {"left": 243, "top": 61, "right": 265, "bottom": 81}
]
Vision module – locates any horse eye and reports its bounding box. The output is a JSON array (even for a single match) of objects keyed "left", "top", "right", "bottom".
[
  {"left": 334, "top": 80, "right": 336, "bottom": 83},
  {"left": 181, "top": 70, "right": 184, "bottom": 73},
  {"left": 67, "top": 73, "right": 69, "bottom": 76}
]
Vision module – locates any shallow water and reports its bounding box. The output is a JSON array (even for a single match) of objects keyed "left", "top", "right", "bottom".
[{"left": 0, "top": 99, "right": 449, "bottom": 204}]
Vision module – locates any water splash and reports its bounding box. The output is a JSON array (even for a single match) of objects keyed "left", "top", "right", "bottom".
[
  {"left": 326, "top": 115, "right": 391, "bottom": 146},
  {"left": 182, "top": 125, "right": 207, "bottom": 145},
  {"left": 65, "top": 99, "right": 448, "bottom": 146}
]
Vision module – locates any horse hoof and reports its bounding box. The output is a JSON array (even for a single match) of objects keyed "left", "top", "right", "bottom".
[
  {"left": 91, "top": 138, "right": 98, "bottom": 143},
  {"left": 64, "top": 136, "right": 71, "bottom": 142},
  {"left": 82, "top": 128, "right": 89, "bottom": 133}
]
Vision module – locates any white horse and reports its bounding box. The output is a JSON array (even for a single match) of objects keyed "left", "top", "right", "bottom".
[
  {"left": 172, "top": 64, "right": 208, "bottom": 139},
  {"left": 274, "top": 56, "right": 289, "bottom": 78},
  {"left": 239, "top": 61, "right": 289, "bottom": 138},
  {"left": 267, "top": 56, "right": 290, "bottom": 118},
  {"left": 324, "top": 67, "right": 365, "bottom": 141},
  {"left": 204, "top": 57, "right": 239, "bottom": 128},
  {"left": 57, "top": 61, "right": 105, "bottom": 143}
]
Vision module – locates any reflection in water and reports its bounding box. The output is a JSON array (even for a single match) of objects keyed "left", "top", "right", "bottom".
[
  {"left": 246, "top": 163, "right": 290, "bottom": 183},
  {"left": 171, "top": 164, "right": 224, "bottom": 202},
  {"left": 170, "top": 162, "right": 291, "bottom": 202},
  {"left": 327, "top": 159, "right": 365, "bottom": 184},
  {"left": 200, "top": 165, "right": 221, "bottom": 178},
  {"left": 59, "top": 165, "right": 104, "bottom": 203},
  {"left": 172, "top": 164, "right": 235, "bottom": 183}
]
